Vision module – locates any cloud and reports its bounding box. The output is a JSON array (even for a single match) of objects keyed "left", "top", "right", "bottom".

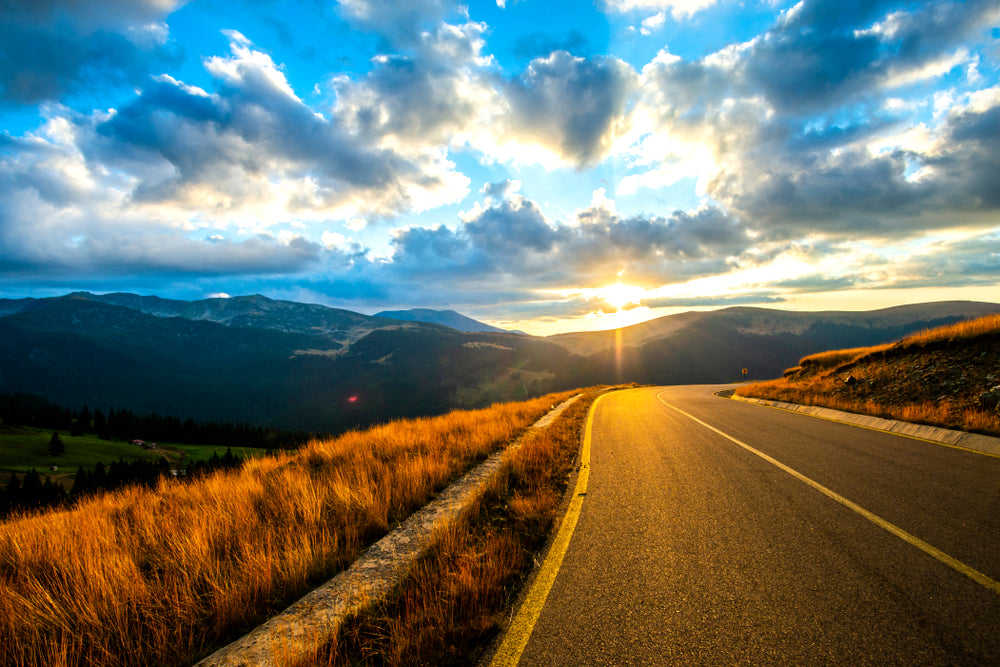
[
  {"left": 336, "top": 0, "right": 452, "bottom": 45},
  {"left": 335, "top": 27, "right": 638, "bottom": 168},
  {"left": 496, "top": 51, "right": 637, "bottom": 166},
  {"left": 710, "top": 99, "right": 1000, "bottom": 239},
  {"left": 640, "top": 12, "right": 666, "bottom": 35},
  {"left": 641, "top": 294, "right": 786, "bottom": 308},
  {"left": 0, "top": 29, "right": 478, "bottom": 284},
  {"left": 369, "top": 188, "right": 757, "bottom": 303},
  {"left": 83, "top": 32, "right": 470, "bottom": 220},
  {"left": 604, "top": 0, "right": 718, "bottom": 20},
  {"left": 739, "top": 0, "right": 998, "bottom": 113},
  {"left": 511, "top": 30, "right": 593, "bottom": 60},
  {"left": 625, "top": 0, "right": 1000, "bottom": 247},
  {"left": 0, "top": 0, "right": 182, "bottom": 104},
  {"left": 333, "top": 21, "right": 494, "bottom": 149}
]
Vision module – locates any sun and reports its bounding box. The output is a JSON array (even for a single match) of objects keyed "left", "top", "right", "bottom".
[{"left": 599, "top": 283, "right": 647, "bottom": 311}]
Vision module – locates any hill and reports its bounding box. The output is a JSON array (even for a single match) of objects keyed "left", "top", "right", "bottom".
[
  {"left": 735, "top": 314, "right": 1000, "bottom": 436},
  {"left": 374, "top": 308, "right": 514, "bottom": 334},
  {"left": 551, "top": 302, "right": 1000, "bottom": 384}
]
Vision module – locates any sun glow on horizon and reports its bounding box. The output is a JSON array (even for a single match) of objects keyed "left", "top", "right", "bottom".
[{"left": 598, "top": 282, "right": 648, "bottom": 310}]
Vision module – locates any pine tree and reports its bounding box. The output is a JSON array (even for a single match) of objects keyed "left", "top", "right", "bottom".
[
  {"left": 48, "top": 431, "right": 65, "bottom": 457},
  {"left": 20, "top": 469, "right": 43, "bottom": 508},
  {"left": 1, "top": 473, "right": 21, "bottom": 517},
  {"left": 71, "top": 467, "right": 91, "bottom": 499}
]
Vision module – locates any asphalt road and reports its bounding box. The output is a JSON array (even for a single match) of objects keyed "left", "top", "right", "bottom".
[{"left": 501, "top": 385, "right": 1000, "bottom": 666}]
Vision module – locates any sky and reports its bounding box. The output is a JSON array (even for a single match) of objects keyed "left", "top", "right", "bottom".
[{"left": 1, "top": 0, "right": 999, "bottom": 335}]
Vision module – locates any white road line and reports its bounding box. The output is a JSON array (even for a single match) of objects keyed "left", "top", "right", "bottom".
[{"left": 658, "top": 392, "right": 1000, "bottom": 596}]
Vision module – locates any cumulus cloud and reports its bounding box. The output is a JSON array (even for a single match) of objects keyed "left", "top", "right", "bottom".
[
  {"left": 254, "top": 184, "right": 763, "bottom": 314},
  {"left": 333, "top": 21, "right": 494, "bottom": 148},
  {"left": 738, "top": 0, "right": 998, "bottom": 113},
  {"left": 710, "top": 99, "right": 1000, "bottom": 239},
  {"left": 374, "top": 187, "right": 757, "bottom": 300},
  {"left": 3, "top": 0, "right": 999, "bottom": 317},
  {"left": 625, "top": 0, "right": 1000, "bottom": 247},
  {"left": 335, "top": 27, "right": 638, "bottom": 168},
  {"left": 494, "top": 51, "right": 637, "bottom": 166},
  {"left": 83, "top": 32, "right": 471, "bottom": 220},
  {"left": 0, "top": 0, "right": 182, "bottom": 104}
]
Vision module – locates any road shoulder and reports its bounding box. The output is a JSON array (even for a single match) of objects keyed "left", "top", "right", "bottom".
[{"left": 726, "top": 392, "right": 1000, "bottom": 457}]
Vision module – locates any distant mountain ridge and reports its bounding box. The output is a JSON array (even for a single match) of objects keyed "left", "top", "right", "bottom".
[
  {"left": 0, "top": 292, "right": 421, "bottom": 346},
  {"left": 2, "top": 292, "right": 998, "bottom": 433},
  {"left": 546, "top": 301, "right": 1000, "bottom": 357},
  {"left": 374, "top": 308, "right": 514, "bottom": 334}
]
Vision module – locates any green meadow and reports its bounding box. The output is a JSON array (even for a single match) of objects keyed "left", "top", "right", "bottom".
[{"left": 0, "top": 426, "right": 266, "bottom": 484}]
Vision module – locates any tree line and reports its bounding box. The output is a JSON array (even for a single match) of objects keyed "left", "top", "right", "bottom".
[
  {"left": 1, "top": 448, "right": 244, "bottom": 519},
  {"left": 0, "top": 393, "right": 315, "bottom": 449}
]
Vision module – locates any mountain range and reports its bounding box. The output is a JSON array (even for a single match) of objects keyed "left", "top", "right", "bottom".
[
  {"left": 374, "top": 308, "right": 516, "bottom": 334},
  {"left": 2, "top": 292, "right": 997, "bottom": 434}
]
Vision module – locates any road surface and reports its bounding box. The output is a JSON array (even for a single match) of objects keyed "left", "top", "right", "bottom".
[{"left": 494, "top": 385, "right": 1000, "bottom": 665}]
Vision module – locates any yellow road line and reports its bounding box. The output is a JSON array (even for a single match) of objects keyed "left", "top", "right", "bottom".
[
  {"left": 490, "top": 392, "right": 605, "bottom": 667},
  {"left": 659, "top": 393, "right": 1000, "bottom": 596}
]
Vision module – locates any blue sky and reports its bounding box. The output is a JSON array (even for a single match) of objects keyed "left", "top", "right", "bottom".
[{"left": 2, "top": 0, "right": 999, "bottom": 334}]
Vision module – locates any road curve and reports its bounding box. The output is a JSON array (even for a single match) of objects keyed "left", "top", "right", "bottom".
[{"left": 495, "top": 385, "right": 1000, "bottom": 665}]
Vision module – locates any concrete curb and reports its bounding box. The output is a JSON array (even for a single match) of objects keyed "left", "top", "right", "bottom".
[
  {"left": 729, "top": 393, "right": 1000, "bottom": 457},
  {"left": 196, "top": 394, "right": 582, "bottom": 667}
]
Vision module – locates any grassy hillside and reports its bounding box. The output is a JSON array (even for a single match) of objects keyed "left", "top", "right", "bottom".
[
  {"left": 736, "top": 314, "right": 1000, "bottom": 436},
  {"left": 0, "top": 389, "right": 582, "bottom": 666}
]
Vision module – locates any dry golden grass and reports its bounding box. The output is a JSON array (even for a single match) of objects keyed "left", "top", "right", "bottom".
[
  {"left": 736, "top": 313, "right": 1000, "bottom": 436},
  {"left": 799, "top": 344, "right": 892, "bottom": 370},
  {"left": 311, "top": 388, "right": 601, "bottom": 667},
  {"left": 902, "top": 312, "right": 1000, "bottom": 347},
  {"left": 0, "top": 391, "right": 576, "bottom": 667}
]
